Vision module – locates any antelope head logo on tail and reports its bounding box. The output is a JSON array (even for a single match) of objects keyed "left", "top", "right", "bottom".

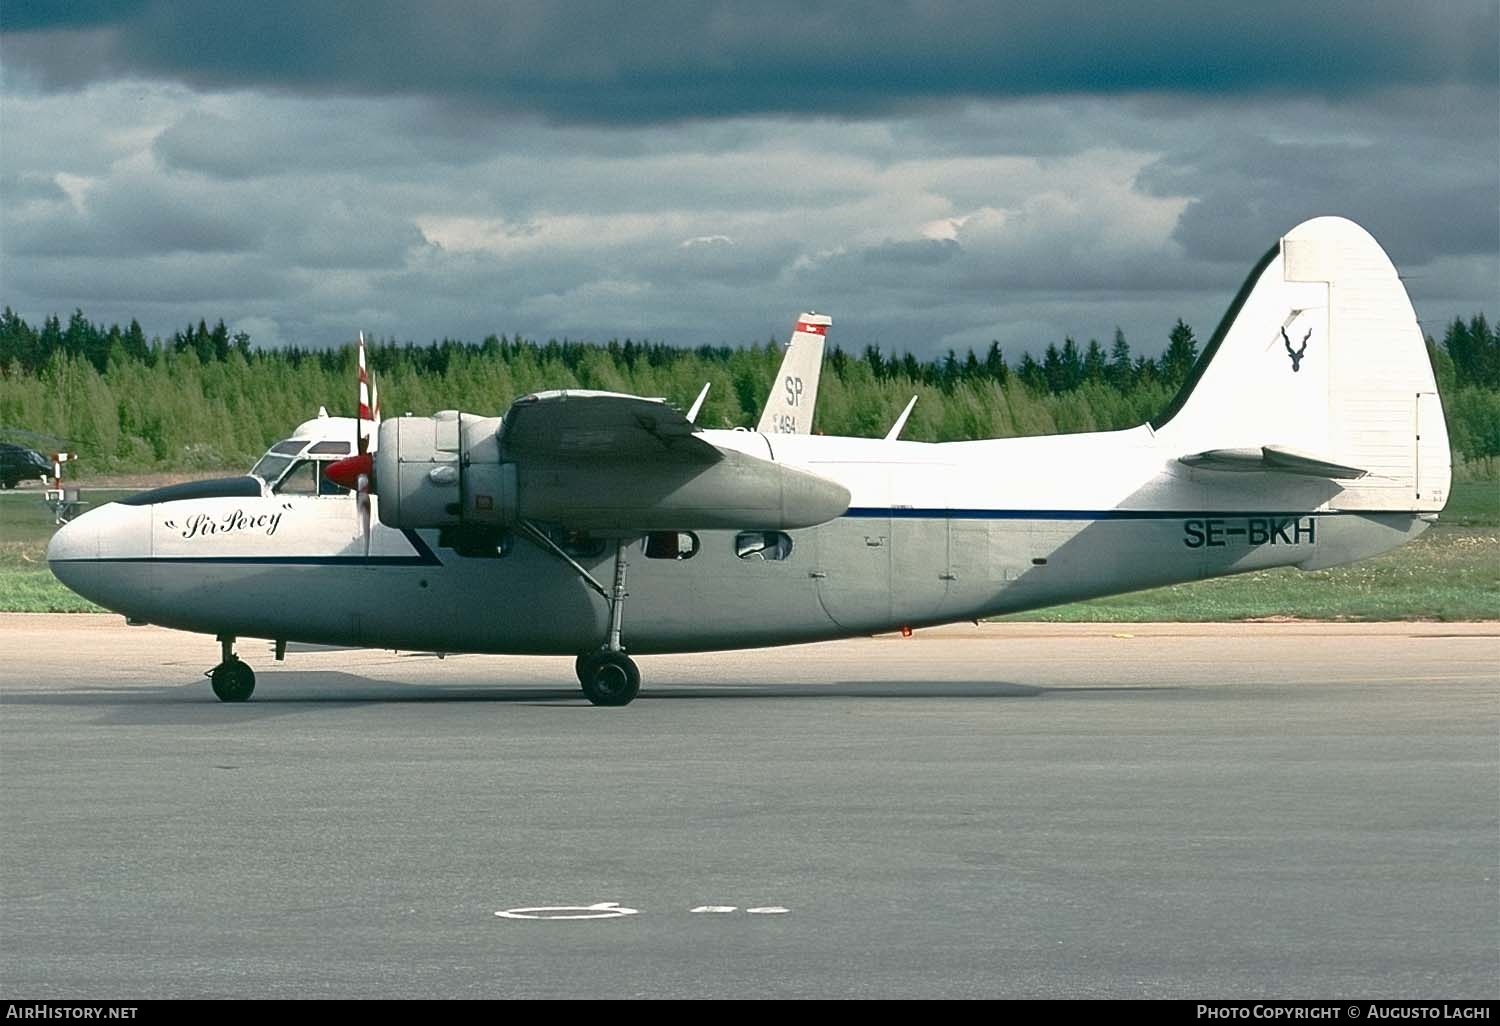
[{"left": 1282, "top": 327, "right": 1310, "bottom": 372}]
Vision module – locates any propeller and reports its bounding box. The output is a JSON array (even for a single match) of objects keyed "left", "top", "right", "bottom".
[{"left": 328, "top": 331, "right": 381, "bottom": 552}]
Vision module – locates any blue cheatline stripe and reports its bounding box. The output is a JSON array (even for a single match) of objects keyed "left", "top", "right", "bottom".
[
  {"left": 50, "top": 529, "right": 445, "bottom": 568},
  {"left": 849, "top": 507, "right": 1389, "bottom": 521}
]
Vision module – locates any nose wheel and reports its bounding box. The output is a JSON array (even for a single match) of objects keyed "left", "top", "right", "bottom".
[
  {"left": 209, "top": 635, "right": 256, "bottom": 702},
  {"left": 576, "top": 650, "right": 640, "bottom": 707}
]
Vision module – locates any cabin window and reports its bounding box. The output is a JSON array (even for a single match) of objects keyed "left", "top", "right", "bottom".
[
  {"left": 643, "top": 531, "right": 699, "bottom": 560},
  {"left": 307, "top": 440, "right": 352, "bottom": 455},
  {"left": 735, "top": 531, "right": 793, "bottom": 561}
]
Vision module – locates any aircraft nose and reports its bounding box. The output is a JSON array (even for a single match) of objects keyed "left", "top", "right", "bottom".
[
  {"left": 47, "top": 503, "right": 152, "bottom": 611},
  {"left": 47, "top": 511, "right": 98, "bottom": 563}
]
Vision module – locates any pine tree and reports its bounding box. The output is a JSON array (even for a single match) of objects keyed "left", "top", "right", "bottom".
[
  {"left": 1108, "top": 327, "right": 1133, "bottom": 391},
  {"left": 1017, "top": 352, "right": 1047, "bottom": 393},
  {"left": 1083, "top": 338, "right": 1107, "bottom": 384},
  {"left": 983, "top": 341, "right": 1008, "bottom": 384},
  {"left": 1162, "top": 319, "right": 1198, "bottom": 387}
]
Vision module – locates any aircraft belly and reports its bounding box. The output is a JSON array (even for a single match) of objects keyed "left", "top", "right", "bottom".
[
  {"left": 132, "top": 563, "right": 365, "bottom": 644},
  {"left": 890, "top": 516, "right": 949, "bottom": 626},
  {"left": 814, "top": 516, "right": 893, "bottom": 631},
  {"left": 614, "top": 528, "right": 839, "bottom": 653},
  {"left": 940, "top": 518, "right": 1031, "bottom": 620},
  {"left": 974, "top": 518, "right": 1210, "bottom": 616},
  {"left": 354, "top": 544, "right": 607, "bottom": 653}
]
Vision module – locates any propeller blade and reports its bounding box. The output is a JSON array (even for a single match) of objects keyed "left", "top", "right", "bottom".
[
  {"left": 357, "top": 331, "right": 374, "bottom": 454},
  {"left": 352, "top": 330, "right": 381, "bottom": 556}
]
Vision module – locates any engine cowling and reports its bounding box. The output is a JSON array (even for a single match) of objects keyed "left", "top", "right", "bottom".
[{"left": 373, "top": 412, "right": 515, "bottom": 530}]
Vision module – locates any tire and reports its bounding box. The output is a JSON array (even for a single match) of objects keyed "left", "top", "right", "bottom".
[
  {"left": 210, "top": 659, "right": 256, "bottom": 702},
  {"left": 580, "top": 652, "right": 640, "bottom": 707}
]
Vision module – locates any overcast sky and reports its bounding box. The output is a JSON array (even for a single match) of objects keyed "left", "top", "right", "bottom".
[{"left": 2, "top": 1, "right": 1496, "bottom": 360}]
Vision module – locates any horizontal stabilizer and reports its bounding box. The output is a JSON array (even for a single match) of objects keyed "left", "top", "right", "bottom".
[{"left": 1180, "top": 445, "right": 1368, "bottom": 479}]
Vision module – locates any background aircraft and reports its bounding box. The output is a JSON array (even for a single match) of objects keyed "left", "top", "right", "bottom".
[
  {"left": 49, "top": 218, "right": 1449, "bottom": 706},
  {"left": 756, "top": 313, "right": 829, "bottom": 434}
]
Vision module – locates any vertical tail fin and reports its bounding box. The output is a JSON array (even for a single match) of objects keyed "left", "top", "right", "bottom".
[
  {"left": 1155, "top": 217, "right": 1450, "bottom": 512},
  {"left": 758, "top": 312, "right": 830, "bottom": 434}
]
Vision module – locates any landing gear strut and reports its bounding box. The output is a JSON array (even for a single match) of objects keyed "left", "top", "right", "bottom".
[
  {"left": 518, "top": 524, "right": 644, "bottom": 706},
  {"left": 209, "top": 635, "right": 255, "bottom": 702},
  {"left": 573, "top": 539, "right": 640, "bottom": 706}
]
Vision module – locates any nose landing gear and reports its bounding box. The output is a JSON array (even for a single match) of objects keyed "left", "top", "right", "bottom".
[{"left": 209, "top": 635, "right": 256, "bottom": 702}]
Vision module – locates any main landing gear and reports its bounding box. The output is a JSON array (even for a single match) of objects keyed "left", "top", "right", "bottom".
[
  {"left": 516, "top": 522, "right": 645, "bottom": 707},
  {"left": 209, "top": 634, "right": 255, "bottom": 702},
  {"left": 574, "top": 537, "right": 641, "bottom": 706}
]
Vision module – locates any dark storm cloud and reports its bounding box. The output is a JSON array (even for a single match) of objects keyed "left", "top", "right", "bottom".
[
  {"left": 1135, "top": 89, "right": 1500, "bottom": 267},
  {"left": 150, "top": 101, "right": 500, "bottom": 180},
  {"left": 5, "top": 1, "right": 1495, "bottom": 121},
  {"left": 865, "top": 239, "right": 960, "bottom": 267},
  {"left": 7, "top": 252, "right": 290, "bottom": 305},
  {"left": 1, "top": 3, "right": 1495, "bottom": 364},
  {"left": 7, "top": 175, "right": 266, "bottom": 257}
]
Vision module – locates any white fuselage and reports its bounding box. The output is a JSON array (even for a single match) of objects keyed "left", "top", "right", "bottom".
[{"left": 48, "top": 424, "right": 1428, "bottom": 655}]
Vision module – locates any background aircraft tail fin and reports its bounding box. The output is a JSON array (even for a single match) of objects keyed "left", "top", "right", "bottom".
[
  {"left": 757, "top": 313, "right": 830, "bottom": 434},
  {"left": 1154, "top": 217, "right": 1450, "bottom": 512}
]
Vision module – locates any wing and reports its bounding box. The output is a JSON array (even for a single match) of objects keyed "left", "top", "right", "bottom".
[
  {"left": 496, "top": 391, "right": 846, "bottom": 530},
  {"left": 500, "top": 390, "right": 722, "bottom": 464}
]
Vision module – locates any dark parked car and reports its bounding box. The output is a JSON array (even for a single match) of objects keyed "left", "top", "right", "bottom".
[{"left": 0, "top": 443, "right": 51, "bottom": 489}]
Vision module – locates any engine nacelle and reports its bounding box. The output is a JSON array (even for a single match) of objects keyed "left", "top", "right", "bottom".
[
  {"left": 374, "top": 412, "right": 517, "bottom": 530},
  {"left": 374, "top": 410, "right": 851, "bottom": 534}
]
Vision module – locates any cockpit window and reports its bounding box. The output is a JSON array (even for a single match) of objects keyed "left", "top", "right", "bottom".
[
  {"left": 307, "top": 440, "right": 351, "bottom": 455},
  {"left": 273, "top": 460, "right": 318, "bottom": 495},
  {"left": 271, "top": 440, "right": 306, "bottom": 455},
  {"left": 250, "top": 453, "right": 294, "bottom": 485}
]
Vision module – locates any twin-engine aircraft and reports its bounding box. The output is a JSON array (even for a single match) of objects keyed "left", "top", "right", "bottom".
[{"left": 49, "top": 218, "right": 1450, "bottom": 705}]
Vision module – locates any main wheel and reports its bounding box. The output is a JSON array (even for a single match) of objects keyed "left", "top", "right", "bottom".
[
  {"left": 575, "top": 651, "right": 602, "bottom": 685},
  {"left": 210, "top": 658, "right": 256, "bottom": 702},
  {"left": 580, "top": 652, "right": 640, "bottom": 707}
]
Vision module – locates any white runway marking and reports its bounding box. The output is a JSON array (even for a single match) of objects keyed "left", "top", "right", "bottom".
[{"left": 495, "top": 902, "right": 638, "bottom": 920}]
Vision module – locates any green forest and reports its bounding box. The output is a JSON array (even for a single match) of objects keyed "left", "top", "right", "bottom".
[{"left": 1, "top": 307, "right": 1497, "bottom": 478}]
